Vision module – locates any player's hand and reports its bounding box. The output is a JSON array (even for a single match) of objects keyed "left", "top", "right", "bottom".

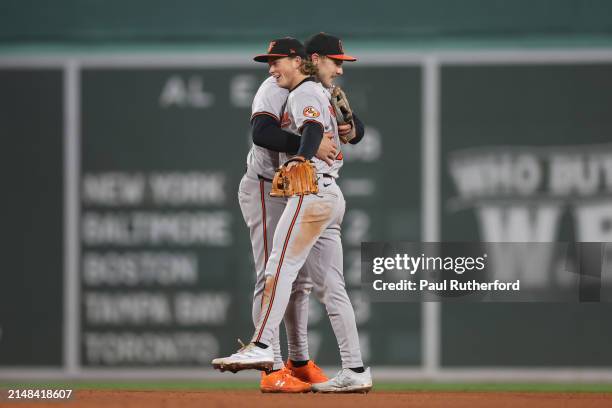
[
  {"left": 338, "top": 123, "right": 355, "bottom": 143},
  {"left": 316, "top": 132, "right": 337, "bottom": 165}
]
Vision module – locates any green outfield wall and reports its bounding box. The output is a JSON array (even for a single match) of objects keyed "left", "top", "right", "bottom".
[{"left": 1, "top": 53, "right": 612, "bottom": 376}]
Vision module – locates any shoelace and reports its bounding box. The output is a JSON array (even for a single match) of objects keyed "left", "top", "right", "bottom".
[{"left": 335, "top": 369, "right": 353, "bottom": 385}]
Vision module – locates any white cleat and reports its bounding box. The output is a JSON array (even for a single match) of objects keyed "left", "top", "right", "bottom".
[
  {"left": 212, "top": 341, "right": 274, "bottom": 373},
  {"left": 312, "top": 367, "right": 373, "bottom": 393}
]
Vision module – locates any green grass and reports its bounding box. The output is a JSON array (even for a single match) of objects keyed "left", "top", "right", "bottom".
[{"left": 2, "top": 382, "right": 612, "bottom": 393}]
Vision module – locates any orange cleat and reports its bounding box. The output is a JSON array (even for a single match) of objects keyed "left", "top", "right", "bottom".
[
  {"left": 286, "top": 360, "right": 329, "bottom": 384},
  {"left": 260, "top": 367, "right": 312, "bottom": 393}
]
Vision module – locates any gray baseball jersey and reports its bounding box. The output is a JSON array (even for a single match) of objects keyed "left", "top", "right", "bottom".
[
  {"left": 247, "top": 76, "right": 286, "bottom": 180},
  {"left": 252, "top": 78, "right": 363, "bottom": 369},
  {"left": 279, "top": 80, "right": 343, "bottom": 178}
]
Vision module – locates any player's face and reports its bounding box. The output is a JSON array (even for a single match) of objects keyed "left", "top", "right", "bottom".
[
  {"left": 268, "top": 57, "right": 300, "bottom": 89},
  {"left": 317, "top": 56, "right": 343, "bottom": 88}
]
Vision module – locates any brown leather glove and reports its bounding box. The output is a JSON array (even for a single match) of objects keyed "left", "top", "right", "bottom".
[
  {"left": 270, "top": 156, "right": 319, "bottom": 197},
  {"left": 331, "top": 86, "right": 355, "bottom": 144}
]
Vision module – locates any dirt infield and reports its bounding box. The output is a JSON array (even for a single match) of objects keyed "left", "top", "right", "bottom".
[{"left": 5, "top": 390, "right": 612, "bottom": 408}]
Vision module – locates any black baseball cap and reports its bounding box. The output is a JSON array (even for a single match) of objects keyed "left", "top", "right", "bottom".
[
  {"left": 253, "top": 37, "right": 307, "bottom": 62},
  {"left": 304, "top": 32, "right": 357, "bottom": 61}
]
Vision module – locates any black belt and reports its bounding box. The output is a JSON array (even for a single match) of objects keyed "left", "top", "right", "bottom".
[{"left": 252, "top": 172, "right": 330, "bottom": 183}]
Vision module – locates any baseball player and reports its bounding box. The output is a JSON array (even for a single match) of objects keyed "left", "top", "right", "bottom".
[
  {"left": 234, "top": 38, "right": 335, "bottom": 393},
  {"left": 213, "top": 34, "right": 372, "bottom": 393}
]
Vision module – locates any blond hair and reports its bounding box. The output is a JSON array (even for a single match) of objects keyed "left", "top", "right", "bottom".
[{"left": 298, "top": 59, "right": 318, "bottom": 76}]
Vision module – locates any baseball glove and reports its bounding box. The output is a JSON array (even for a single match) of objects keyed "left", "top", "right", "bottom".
[
  {"left": 331, "top": 86, "right": 355, "bottom": 144},
  {"left": 270, "top": 157, "right": 319, "bottom": 197}
]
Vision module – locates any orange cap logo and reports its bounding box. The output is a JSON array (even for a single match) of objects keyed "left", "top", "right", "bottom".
[
  {"left": 267, "top": 41, "right": 276, "bottom": 53},
  {"left": 338, "top": 40, "right": 344, "bottom": 53}
]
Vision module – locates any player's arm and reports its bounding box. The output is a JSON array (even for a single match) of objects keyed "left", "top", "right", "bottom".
[
  {"left": 296, "top": 121, "right": 324, "bottom": 160},
  {"left": 252, "top": 113, "right": 337, "bottom": 164},
  {"left": 338, "top": 112, "right": 365, "bottom": 144},
  {"left": 251, "top": 113, "right": 300, "bottom": 154},
  {"left": 290, "top": 95, "right": 335, "bottom": 163},
  {"left": 349, "top": 113, "right": 365, "bottom": 145}
]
